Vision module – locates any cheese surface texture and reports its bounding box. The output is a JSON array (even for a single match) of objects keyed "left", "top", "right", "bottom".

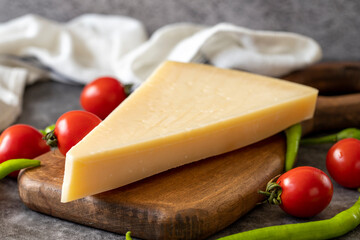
[{"left": 61, "top": 61, "right": 318, "bottom": 202}]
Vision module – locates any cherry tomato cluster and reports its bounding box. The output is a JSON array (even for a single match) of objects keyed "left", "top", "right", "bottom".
[
  {"left": 52, "top": 76, "right": 126, "bottom": 155},
  {"left": 0, "top": 111, "right": 102, "bottom": 178},
  {"left": 51, "top": 76, "right": 126, "bottom": 155},
  {"left": 0, "top": 76, "right": 126, "bottom": 178}
]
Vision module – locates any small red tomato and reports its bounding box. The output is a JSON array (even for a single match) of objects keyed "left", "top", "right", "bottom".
[
  {"left": 54, "top": 110, "right": 101, "bottom": 155},
  {"left": 0, "top": 124, "right": 50, "bottom": 177},
  {"left": 277, "top": 166, "right": 333, "bottom": 218},
  {"left": 80, "top": 77, "right": 126, "bottom": 119},
  {"left": 326, "top": 138, "right": 360, "bottom": 188}
]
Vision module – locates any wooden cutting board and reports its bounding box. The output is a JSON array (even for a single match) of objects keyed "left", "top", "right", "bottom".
[
  {"left": 18, "top": 135, "right": 285, "bottom": 240},
  {"left": 18, "top": 62, "right": 360, "bottom": 240}
]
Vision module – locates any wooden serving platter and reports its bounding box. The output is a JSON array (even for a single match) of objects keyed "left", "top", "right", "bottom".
[
  {"left": 18, "top": 134, "right": 285, "bottom": 240},
  {"left": 284, "top": 62, "right": 360, "bottom": 134},
  {"left": 18, "top": 62, "right": 360, "bottom": 240}
]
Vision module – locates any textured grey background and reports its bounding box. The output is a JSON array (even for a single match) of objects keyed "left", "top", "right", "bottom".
[
  {"left": 0, "top": 0, "right": 360, "bottom": 239},
  {"left": 0, "top": 0, "right": 359, "bottom": 61}
]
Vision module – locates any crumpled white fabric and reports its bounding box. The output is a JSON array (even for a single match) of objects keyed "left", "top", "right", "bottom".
[{"left": 0, "top": 14, "right": 322, "bottom": 131}]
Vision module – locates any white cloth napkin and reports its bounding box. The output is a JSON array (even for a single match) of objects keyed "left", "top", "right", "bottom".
[{"left": 0, "top": 14, "right": 322, "bottom": 131}]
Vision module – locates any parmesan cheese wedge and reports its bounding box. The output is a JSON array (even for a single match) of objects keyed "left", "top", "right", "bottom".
[{"left": 61, "top": 61, "right": 318, "bottom": 202}]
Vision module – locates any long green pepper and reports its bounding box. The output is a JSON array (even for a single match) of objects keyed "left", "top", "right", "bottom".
[
  {"left": 284, "top": 123, "right": 302, "bottom": 172},
  {"left": 125, "top": 231, "right": 133, "bottom": 240},
  {"left": 301, "top": 128, "right": 360, "bottom": 144},
  {"left": 0, "top": 159, "right": 40, "bottom": 179},
  {"left": 218, "top": 196, "right": 360, "bottom": 240}
]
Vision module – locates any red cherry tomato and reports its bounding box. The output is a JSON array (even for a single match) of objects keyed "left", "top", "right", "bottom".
[
  {"left": 54, "top": 110, "right": 101, "bottom": 155},
  {"left": 0, "top": 124, "right": 50, "bottom": 177},
  {"left": 277, "top": 166, "right": 333, "bottom": 218},
  {"left": 80, "top": 77, "right": 126, "bottom": 119},
  {"left": 326, "top": 138, "right": 360, "bottom": 188}
]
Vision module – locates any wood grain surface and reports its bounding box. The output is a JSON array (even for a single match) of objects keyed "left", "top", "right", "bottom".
[{"left": 18, "top": 134, "right": 285, "bottom": 240}]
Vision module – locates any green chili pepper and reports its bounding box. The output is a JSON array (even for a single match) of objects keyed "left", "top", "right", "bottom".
[
  {"left": 284, "top": 123, "right": 302, "bottom": 172},
  {"left": 301, "top": 128, "right": 360, "bottom": 144},
  {"left": 0, "top": 159, "right": 41, "bottom": 179},
  {"left": 125, "top": 231, "right": 133, "bottom": 240},
  {"left": 218, "top": 196, "right": 360, "bottom": 240},
  {"left": 39, "top": 124, "right": 56, "bottom": 136}
]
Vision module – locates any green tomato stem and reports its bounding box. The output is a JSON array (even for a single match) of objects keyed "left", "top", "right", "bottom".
[
  {"left": 44, "top": 130, "right": 58, "bottom": 148},
  {"left": 39, "top": 124, "right": 56, "bottom": 136},
  {"left": 124, "top": 83, "right": 134, "bottom": 97},
  {"left": 258, "top": 175, "right": 282, "bottom": 205},
  {"left": 0, "top": 159, "right": 41, "bottom": 179}
]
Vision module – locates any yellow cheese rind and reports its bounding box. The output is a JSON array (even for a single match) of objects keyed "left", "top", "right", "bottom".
[{"left": 61, "top": 61, "right": 318, "bottom": 202}]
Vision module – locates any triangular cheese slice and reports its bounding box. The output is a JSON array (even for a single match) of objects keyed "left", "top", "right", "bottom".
[{"left": 61, "top": 61, "right": 318, "bottom": 202}]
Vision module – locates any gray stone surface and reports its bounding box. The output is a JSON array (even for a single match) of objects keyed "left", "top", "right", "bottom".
[{"left": 0, "top": 1, "right": 360, "bottom": 239}]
